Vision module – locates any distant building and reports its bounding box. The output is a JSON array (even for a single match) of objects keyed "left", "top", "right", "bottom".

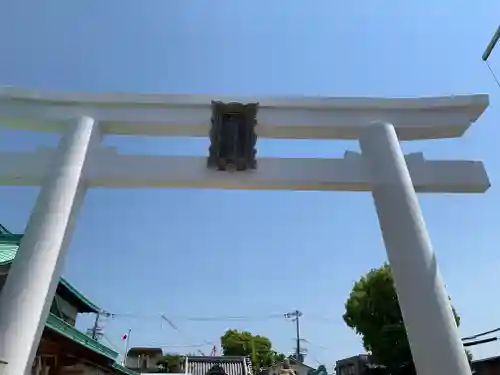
[
  {"left": 185, "top": 356, "right": 252, "bottom": 375},
  {"left": 471, "top": 355, "right": 500, "bottom": 375},
  {"left": 335, "top": 355, "right": 373, "bottom": 375},
  {"left": 123, "top": 352, "right": 253, "bottom": 375},
  {"left": 125, "top": 347, "right": 164, "bottom": 373},
  {"left": 336, "top": 353, "right": 478, "bottom": 375},
  {"left": 258, "top": 358, "right": 316, "bottom": 375}
]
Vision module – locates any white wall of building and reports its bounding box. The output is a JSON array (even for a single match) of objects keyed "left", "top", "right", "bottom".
[{"left": 265, "top": 363, "right": 312, "bottom": 375}]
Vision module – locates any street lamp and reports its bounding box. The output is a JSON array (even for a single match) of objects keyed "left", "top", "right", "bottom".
[{"left": 482, "top": 25, "right": 500, "bottom": 61}]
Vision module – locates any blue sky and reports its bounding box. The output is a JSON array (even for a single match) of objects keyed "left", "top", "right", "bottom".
[{"left": 1, "top": 0, "right": 499, "bottom": 369}]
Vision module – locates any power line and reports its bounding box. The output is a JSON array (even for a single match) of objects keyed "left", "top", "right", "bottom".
[
  {"left": 486, "top": 61, "right": 500, "bottom": 89},
  {"left": 106, "top": 312, "right": 286, "bottom": 322},
  {"left": 96, "top": 310, "right": 500, "bottom": 344},
  {"left": 133, "top": 343, "right": 207, "bottom": 349},
  {"left": 89, "top": 309, "right": 343, "bottom": 358},
  {"left": 463, "top": 337, "right": 498, "bottom": 347},
  {"left": 102, "top": 334, "right": 122, "bottom": 352},
  {"left": 93, "top": 310, "right": 293, "bottom": 355},
  {"left": 301, "top": 338, "right": 330, "bottom": 352},
  {"left": 159, "top": 313, "right": 217, "bottom": 353},
  {"left": 462, "top": 327, "right": 500, "bottom": 341},
  {"left": 160, "top": 314, "right": 180, "bottom": 331},
  {"left": 98, "top": 310, "right": 347, "bottom": 323}
]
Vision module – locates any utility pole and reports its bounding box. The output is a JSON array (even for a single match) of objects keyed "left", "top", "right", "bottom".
[
  {"left": 87, "top": 311, "right": 111, "bottom": 341},
  {"left": 284, "top": 310, "right": 303, "bottom": 362},
  {"left": 295, "top": 311, "right": 301, "bottom": 361},
  {"left": 90, "top": 312, "right": 100, "bottom": 340},
  {"left": 482, "top": 25, "right": 500, "bottom": 61}
]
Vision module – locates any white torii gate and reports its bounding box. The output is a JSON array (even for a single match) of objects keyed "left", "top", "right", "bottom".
[{"left": 0, "top": 87, "right": 491, "bottom": 375}]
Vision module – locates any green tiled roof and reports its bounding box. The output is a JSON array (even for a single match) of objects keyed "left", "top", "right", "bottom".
[
  {"left": 0, "top": 226, "right": 137, "bottom": 375},
  {"left": 58, "top": 278, "right": 100, "bottom": 313},
  {"left": 46, "top": 313, "right": 118, "bottom": 359},
  {"left": 46, "top": 314, "right": 138, "bottom": 375},
  {"left": 112, "top": 363, "right": 139, "bottom": 375},
  {"left": 0, "top": 241, "right": 18, "bottom": 264},
  {"left": 0, "top": 224, "right": 12, "bottom": 235},
  {"left": 0, "top": 234, "right": 99, "bottom": 313}
]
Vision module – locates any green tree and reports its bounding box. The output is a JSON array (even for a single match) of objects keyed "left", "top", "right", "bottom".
[
  {"left": 156, "top": 354, "right": 183, "bottom": 373},
  {"left": 220, "top": 329, "right": 285, "bottom": 372},
  {"left": 272, "top": 351, "right": 286, "bottom": 364},
  {"left": 343, "top": 264, "right": 466, "bottom": 374}
]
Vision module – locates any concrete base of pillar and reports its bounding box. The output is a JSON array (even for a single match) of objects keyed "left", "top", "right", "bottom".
[{"left": 0, "top": 359, "right": 7, "bottom": 375}]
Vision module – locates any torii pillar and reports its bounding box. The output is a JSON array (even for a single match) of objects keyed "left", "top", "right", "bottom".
[
  {"left": 0, "top": 117, "right": 101, "bottom": 375},
  {"left": 360, "top": 122, "right": 472, "bottom": 375}
]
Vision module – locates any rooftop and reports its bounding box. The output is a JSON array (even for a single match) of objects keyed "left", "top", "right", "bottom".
[
  {"left": 0, "top": 223, "right": 135, "bottom": 374},
  {"left": 46, "top": 313, "right": 117, "bottom": 360},
  {"left": 0, "top": 229, "right": 99, "bottom": 313},
  {"left": 472, "top": 355, "right": 500, "bottom": 365},
  {"left": 185, "top": 356, "right": 252, "bottom": 375},
  {"left": 127, "top": 347, "right": 163, "bottom": 356},
  {"left": 0, "top": 86, "right": 489, "bottom": 140},
  {"left": 45, "top": 313, "right": 137, "bottom": 375}
]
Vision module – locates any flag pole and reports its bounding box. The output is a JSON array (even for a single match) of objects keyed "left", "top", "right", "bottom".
[{"left": 122, "top": 329, "right": 132, "bottom": 366}]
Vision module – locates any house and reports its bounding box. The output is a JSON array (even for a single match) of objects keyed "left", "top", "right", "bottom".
[
  {"left": 471, "top": 355, "right": 500, "bottom": 375},
  {"left": 123, "top": 352, "right": 253, "bottom": 375},
  {"left": 185, "top": 356, "right": 253, "bottom": 375},
  {"left": 335, "top": 355, "right": 373, "bottom": 375},
  {"left": 0, "top": 224, "right": 138, "bottom": 375},
  {"left": 258, "top": 358, "right": 316, "bottom": 375},
  {"left": 125, "top": 347, "right": 164, "bottom": 373}
]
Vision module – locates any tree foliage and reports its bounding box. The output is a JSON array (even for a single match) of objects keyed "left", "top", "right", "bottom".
[
  {"left": 156, "top": 354, "right": 183, "bottom": 373},
  {"left": 343, "top": 264, "right": 464, "bottom": 372},
  {"left": 220, "top": 329, "right": 285, "bottom": 372}
]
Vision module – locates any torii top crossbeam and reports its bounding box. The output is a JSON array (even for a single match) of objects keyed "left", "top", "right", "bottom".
[
  {"left": 0, "top": 86, "right": 489, "bottom": 140},
  {"left": 0, "top": 87, "right": 491, "bottom": 193}
]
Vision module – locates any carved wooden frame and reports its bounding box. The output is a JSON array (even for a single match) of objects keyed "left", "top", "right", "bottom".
[{"left": 208, "top": 101, "right": 258, "bottom": 171}]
